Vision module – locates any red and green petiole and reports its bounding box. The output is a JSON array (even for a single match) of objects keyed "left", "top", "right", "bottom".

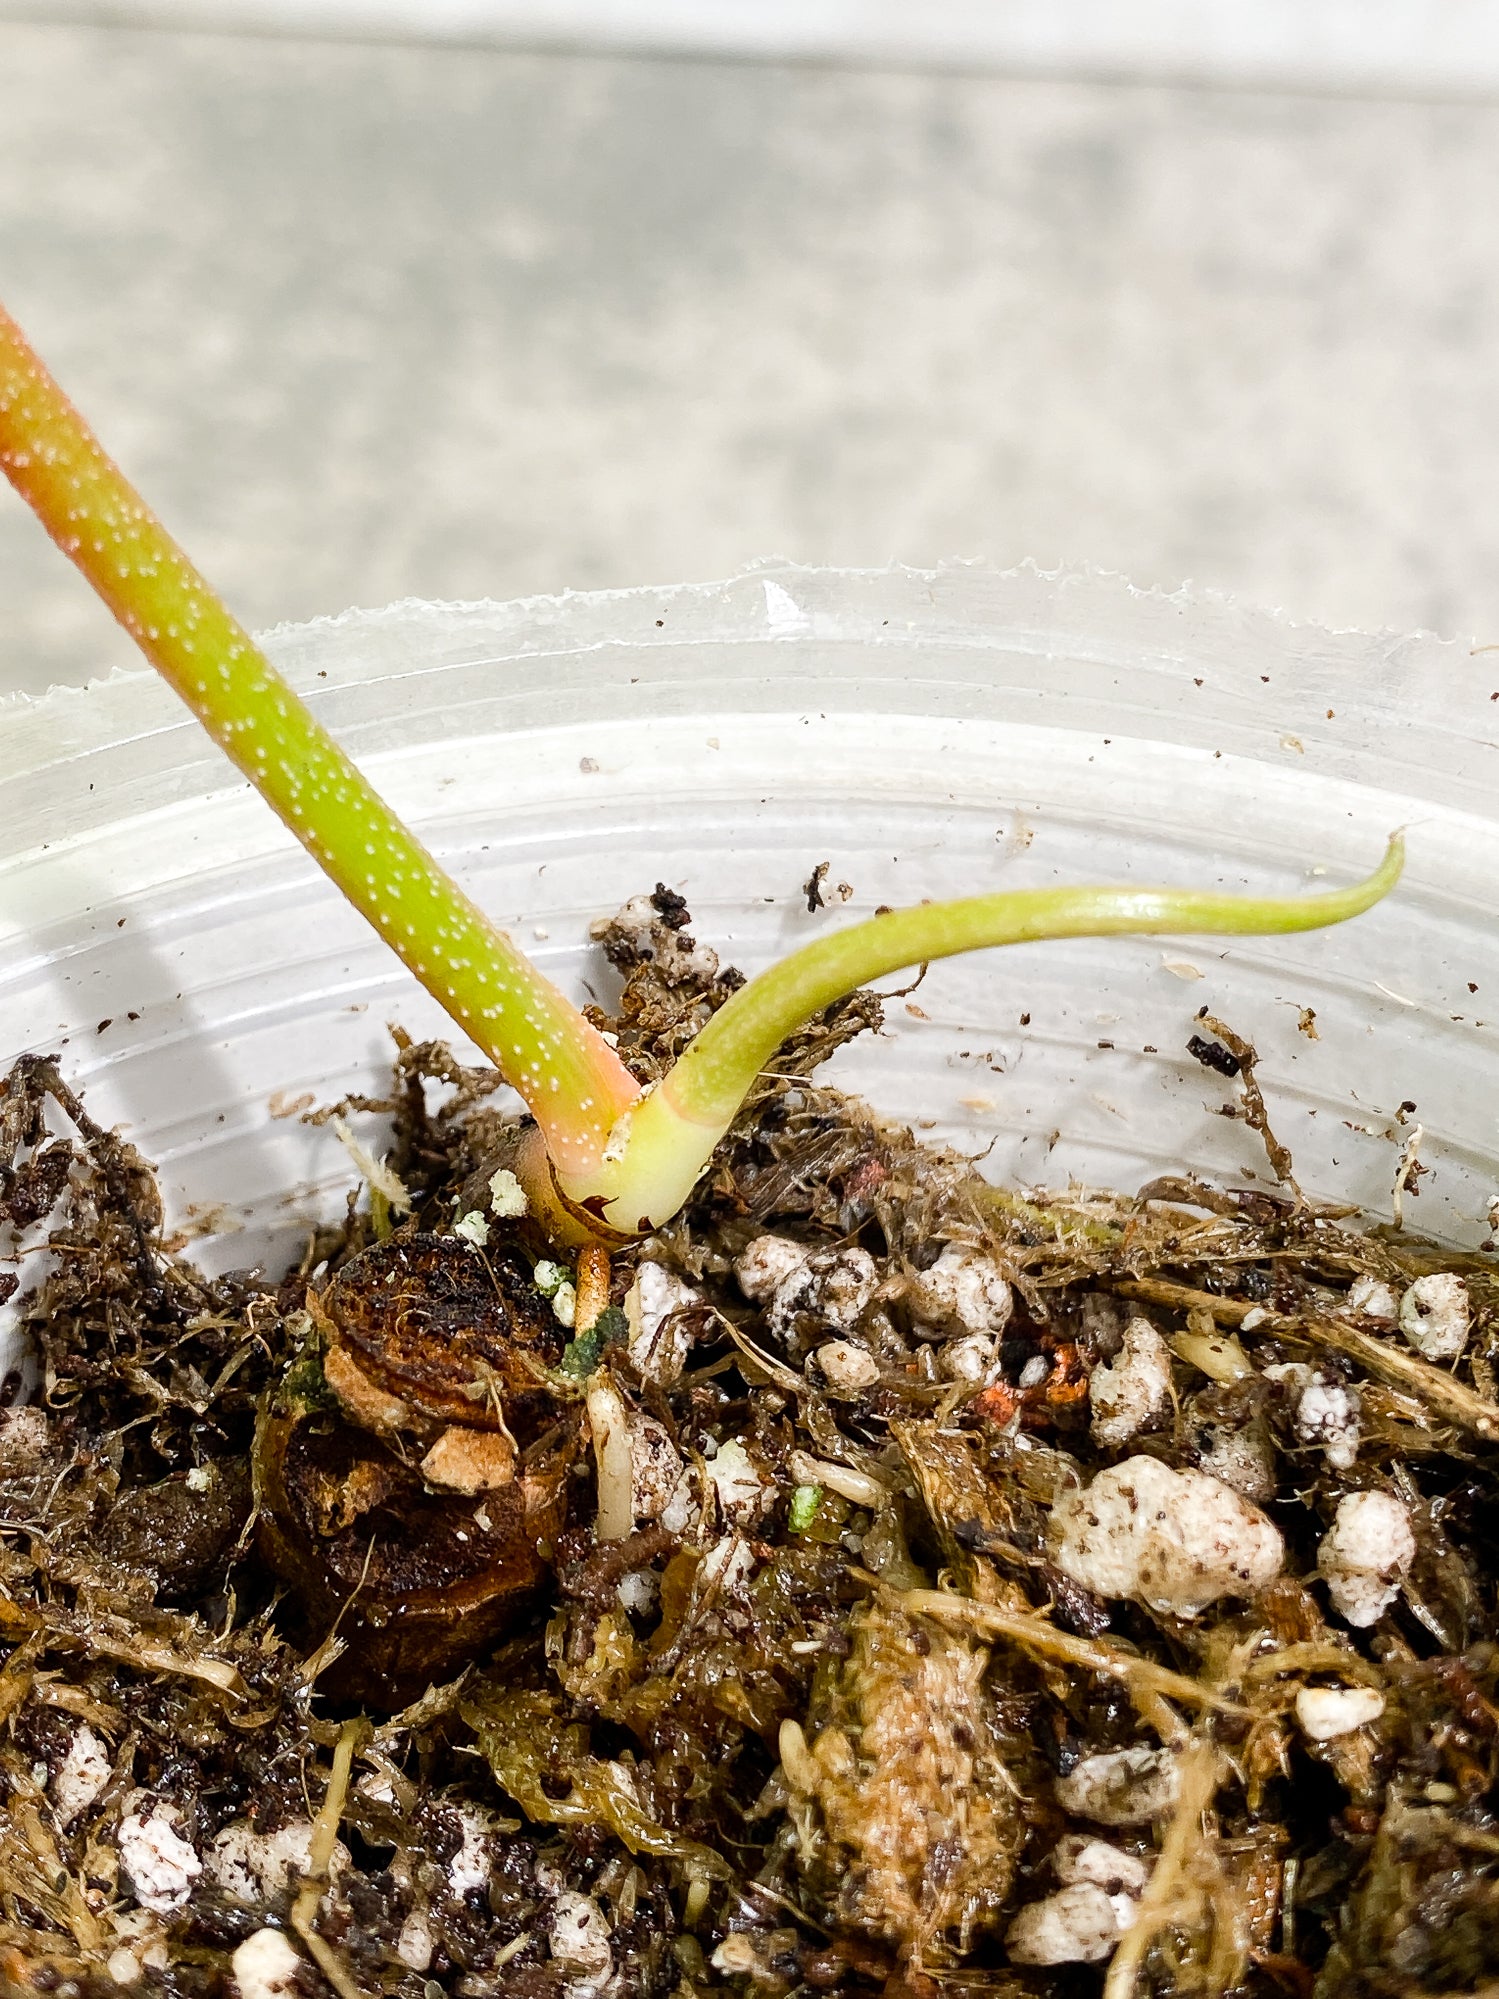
[
  {"left": 0, "top": 302, "right": 1404, "bottom": 1240},
  {"left": 0, "top": 303, "right": 639, "bottom": 1189}
]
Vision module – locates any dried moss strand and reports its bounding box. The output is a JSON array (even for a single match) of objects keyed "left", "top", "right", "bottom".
[
  {"left": 0, "top": 304, "right": 639, "bottom": 1181},
  {"left": 976, "top": 1184, "right": 1127, "bottom": 1247},
  {"left": 1114, "top": 1274, "right": 1499, "bottom": 1441},
  {"left": 1103, "top": 1738, "right": 1223, "bottom": 1999},
  {"left": 293, "top": 1718, "right": 362, "bottom": 1931},
  {"left": 0, "top": 1634, "right": 41, "bottom": 1727},
  {"left": 883, "top": 1587, "right": 1250, "bottom": 1716},
  {"left": 290, "top": 1719, "right": 365, "bottom": 1999},
  {"left": 5, "top": 1592, "right": 249, "bottom": 1701},
  {"left": 1240, "top": 1641, "right": 1384, "bottom": 1688}
]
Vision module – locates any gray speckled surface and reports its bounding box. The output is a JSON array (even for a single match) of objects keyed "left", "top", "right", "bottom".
[{"left": 4, "top": 19, "right": 1499, "bottom": 695}]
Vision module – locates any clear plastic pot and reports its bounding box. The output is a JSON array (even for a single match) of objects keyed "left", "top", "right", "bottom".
[{"left": 4, "top": 561, "right": 1497, "bottom": 1391}]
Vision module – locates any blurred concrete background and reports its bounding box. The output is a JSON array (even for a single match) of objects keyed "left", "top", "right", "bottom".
[{"left": 4, "top": 14, "right": 1499, "bottom": 695}]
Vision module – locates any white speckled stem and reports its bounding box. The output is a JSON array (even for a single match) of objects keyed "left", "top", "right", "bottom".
[{"left": 0, "top": 301, "right": 641, "bottom": 1182}]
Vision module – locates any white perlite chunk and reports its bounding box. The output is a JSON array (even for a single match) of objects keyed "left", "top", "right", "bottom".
[
  {"left": 629, "top": 1262, "right": 701, "bottom": 1384},
  {"left": 769, "top": 1247, "right": 879, "bottom": 1342},
  {"left": 712, "top": 1936, "right": 761, "bottom": 1975},
  {"left": 1347, "top": 1274, "right": 1398, "bottom": 1321},
  {"left": 395, "top": 1909, "right": 434, "bottom": 1972},
  {"left": 487, "top": 1167, "right": 528, "bottom": 1218},
  {"left": 814, "top": 1339, "right": 881, "bottom": 1391},
  {"left": 1050, "top": 1457, "right": 1284, "bottom": 1618},
  {"left": 1052, "top": 1835, "right": 1153, "bottom": 1897},
  {"left": 1055, "top": 1746, "right": 1182, "bottom": 1826},
  {"left": 551, "top": 1281, "right": 578, "bottom": 1329},
  {"left": 629, "top": 1414, "right": 685, "bottom": 1524},
  {"left": 1398, "top": 1272, "right": 1470, "bottom": 1361},
  {"left": 52, "top": 1723, "right": 112, "bottom": 1831},
  {"left": 448, "top": 1804, "right": 494, "bottom": 1897},
  {"left": 1318, "top": 1490, "right": 1416, "bottom": 1627},
  {"left": 1194, "top": 1422, "right": 1277, "bottom": 1503},
  {"left": 673, "top": 935, "right": 721, "bottom": 981},
  {"left": 598, "top": 893, "right": 658, "bottom": 957},
  {"left": 1006, "top": 1883, "right": 1123, "bottom": 1966},
  {"left": 939, "top": 1330, "right": 997, "bottom": 1383},
  {"left": 659, "top": 1463, "right": 703, "bottom": 1537},
  {"left": 209, "top": 1820, "right": 349, "bottom": 1906},
  {"left": 698, "top": 1533, "right": 758, "bottom": 1603},
  {"left": 118, "top": 1803, "right": 202, "bottom": 1913},
  {"left": 105, "top": 1916, "right": 169, "bottom": 1984},
  {"left": 707, "top": 1439, "right": 772, "bottom": 1527},
  {"left": 734, "top": 1234, "right": 808, "bottom": 1303},
  {"left": 549, "top": 1891, "right": 613, "bottom": 1985},
  {"left": 452, "top": 1210, "right": 490, "bottom": 1248},
  {"left": 908, "top": 1242, "right": 1013, "bottom": 1339},
  {"left": 616, "top": 1568, "right": 659, "bottom": 1616},
  {"left": 1089, "top": 1318, "right": 1171, "bottom": 1447},
  {"left": 1295, "top": 1685, "right": 1387, "bottom": 1741},
  {"left": 1295, "top": 1375, "right": 1361, "bottom": 1472},
  {"left": 230, "top": 1928, "right": 303, "bottom": 1999},
  {"left": 1267, "top": 1363, "right": 1361, "bottom": 1472}
]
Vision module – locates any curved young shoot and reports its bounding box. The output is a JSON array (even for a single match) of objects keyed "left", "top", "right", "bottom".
[
  {"left": 0, "top": 302, "right": 640, "bottom": 1184},
  {"left": 556, "top": 838, "right": 1405, "bottom": 1233},
  {"left": 0, "top": 297, "right": 1405, "bottom": 1245}
]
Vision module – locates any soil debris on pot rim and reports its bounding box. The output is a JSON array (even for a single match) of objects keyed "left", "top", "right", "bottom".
[{"left": 4, "top": 897, "right": 1499, "bottom": 1999}]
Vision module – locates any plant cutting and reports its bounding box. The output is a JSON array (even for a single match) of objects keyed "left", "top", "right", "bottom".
[
  {"left": 7, "top": 299, "right": 1491, "bottom": 1999},
  {"left": 0, "top": 301, "right": 1401, "bottom": 1247}
]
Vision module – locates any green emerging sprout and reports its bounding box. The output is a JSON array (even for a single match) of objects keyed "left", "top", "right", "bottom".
[{"left": 0, "top": 302, "right": 1404, "bottom": 1243}]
